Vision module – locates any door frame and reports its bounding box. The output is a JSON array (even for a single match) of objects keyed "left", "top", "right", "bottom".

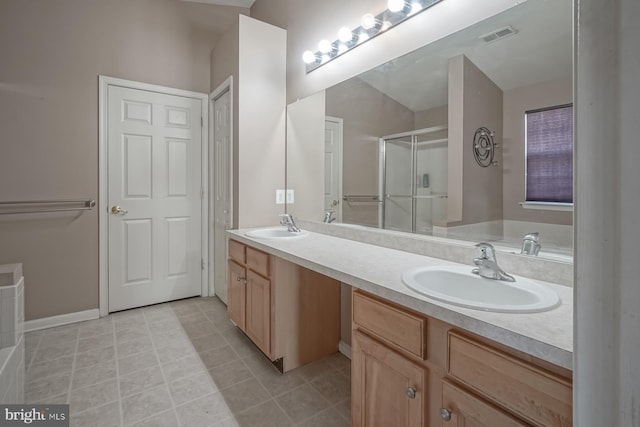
[
  {"left": 98, "top": 75, "right": 209, "bottom": 317},
  {"left": 209, "top": 76, "right": 234, "bottom": 298}
]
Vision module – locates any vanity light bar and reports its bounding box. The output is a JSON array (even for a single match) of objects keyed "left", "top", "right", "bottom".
[{"left": 303, "top": 0, "right": 444, "bottom": 73}]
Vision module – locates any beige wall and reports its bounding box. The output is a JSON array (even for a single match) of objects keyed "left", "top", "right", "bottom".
[
  {"left": 236, "top": 16, "right": 287, "bottom": 227},
  {"left": 503, "top": 77, "right": 573, "bottom": 225},
  {"left": 448, "top": 55, "right": 504, "bottom": 226},
  {"left": 414, "top": 105, "right": 448, "bottom": 130},
  {"left": 286, "top": 91, "right": 326, "bottom": 221},
  {"left": 0, "top": 0, "right": 247, "bottom": 321},
  {"left": 210, "top": 15, "right": 287, "bottom": 229},
  {"left": 326, "top": 78, "right": 414, "bottom": 227}
]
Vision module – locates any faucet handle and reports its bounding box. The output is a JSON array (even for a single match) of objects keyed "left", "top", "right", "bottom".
[
  {"left": 474, "top": 242, "right": 496, "bottom": 261},
  {"left": 523, "top": 232, "right": 540, "bottom": 241}
]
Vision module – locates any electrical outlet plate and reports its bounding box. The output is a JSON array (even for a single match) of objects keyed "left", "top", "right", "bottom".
[
  {"left": 286, "top": 189, "right": 295, "bottom": 204},
  {"left": 275, "top": 189, "right": 285, "bottom": 204}
]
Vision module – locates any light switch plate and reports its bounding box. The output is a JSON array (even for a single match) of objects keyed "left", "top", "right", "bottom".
[
  {"left": 286, "top": 189, "right": 295, "bottom": 204},
  {"left": 275, "top": 189, "right": 285, "bottom": 204}
]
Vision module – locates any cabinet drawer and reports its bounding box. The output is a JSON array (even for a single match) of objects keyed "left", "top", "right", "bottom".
[
  {"left": 441, "top": 380, "right": 528, "bottom": 427},
  {"left": 246, "top": 247, "right": 270, "bottom": 277},
  {"left": 448, "top": 332, "right": 572, "bottom": 427},
  {"left": 229, "top": 240, "right": 246, "bottom": 263},
  {"left": 353, "top": 291, "right": 426, "bottom": 359}
]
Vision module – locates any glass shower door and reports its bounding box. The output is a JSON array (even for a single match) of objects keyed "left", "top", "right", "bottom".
[
  {"left": 414, "top": 128, "right": 448, "bottom": 234},
  {"left": 382, "top": 136, "right": 414, "bottom": 233}
]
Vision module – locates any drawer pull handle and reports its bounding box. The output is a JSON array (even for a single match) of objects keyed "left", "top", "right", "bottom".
[
  {"left": 406, "top": 387, "right": 417, "bottom": 399},
  {"left": 440, "top": 408, "right": 452, "bottom": 421},
  {"left": 236, "top": 276, "right": 247, "bottom": 284}
]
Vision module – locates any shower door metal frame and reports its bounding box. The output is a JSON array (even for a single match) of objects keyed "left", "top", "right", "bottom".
[{"left": 379, "top": 125, "right": 448, "bottom": 233}]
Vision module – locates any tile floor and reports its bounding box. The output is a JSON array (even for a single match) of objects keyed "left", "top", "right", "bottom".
[{"left": 24, "top": 297, "right": 351, "bottom": 427}]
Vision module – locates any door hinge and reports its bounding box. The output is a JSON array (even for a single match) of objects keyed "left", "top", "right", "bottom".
[
  {"left": 201, "top": 259, "right": 205, "bottom": 270},
  {"left": 201, "top": 116, "right": 204, "bottom": 127}
]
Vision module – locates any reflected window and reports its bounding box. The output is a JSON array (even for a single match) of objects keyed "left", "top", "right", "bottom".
[{"left": 525, "top": 104, "right": 574, "bottom": 204}]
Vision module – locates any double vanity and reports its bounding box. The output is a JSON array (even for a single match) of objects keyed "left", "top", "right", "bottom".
[{"left": 226, "top": 225, "right": 573, "bottom": 426}]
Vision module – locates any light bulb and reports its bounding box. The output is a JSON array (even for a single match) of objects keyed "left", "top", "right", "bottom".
[
  {"left": 388, "top": 0, "right": 405, "bottom": 12},
  {"left": 302, "top": 50, "right": 317, "bottom": 64},
  {"left": 318, "top": 39, "right": 332, "bottom": 54},
  {"left": 338, "top": 27, "right": 353, "bottom": 43},
  {"left": 361, "top": 13, "right": 376, "bottom": 30}
]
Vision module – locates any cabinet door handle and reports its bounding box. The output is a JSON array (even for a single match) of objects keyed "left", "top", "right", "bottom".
[
  {"left": 406, "top": 387, "right": 417, "bottom": 399},
  {"left": 440, "top": 408, "right": 452, "bottom": 422},
  {"left": 236, "top": 276, "right": 247, "bottom": 284}
]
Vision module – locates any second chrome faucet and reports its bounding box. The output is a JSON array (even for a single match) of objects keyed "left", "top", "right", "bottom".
[
  {"left": 279, "top": 213, "right": 301, "bottom": 233},
  {"left": 472, "top": 242, "right": 515, "bottom": 282}
]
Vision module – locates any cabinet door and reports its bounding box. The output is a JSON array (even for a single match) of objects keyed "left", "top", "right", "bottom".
[
  {"left": 227, "top": 260, "right": 246, "bottom": 330},
  {"left": 352, "top": 330, "right": 425, "bottom": 427},
  {"left": 440, "top": 381, "right": 529, "bottom": 427},
  {"left": 245, "top": 270, "right": 271, "bottom": 356}
]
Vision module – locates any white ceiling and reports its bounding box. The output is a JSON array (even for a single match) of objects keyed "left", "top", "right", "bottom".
[
  {"left": 182, "top": 0, "right": 256, "bottom": 8},
  {"left": 358, "top": 0, "right": 573, "bottom": 112}
]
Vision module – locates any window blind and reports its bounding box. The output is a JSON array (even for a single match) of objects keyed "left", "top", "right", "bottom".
[{"left": 525, "top": 105, "right": 573, "bottom": 203}]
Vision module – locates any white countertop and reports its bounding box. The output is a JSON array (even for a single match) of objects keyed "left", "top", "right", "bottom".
[{"left": 228, "top": 228, "right": 573, "bottom": 370}]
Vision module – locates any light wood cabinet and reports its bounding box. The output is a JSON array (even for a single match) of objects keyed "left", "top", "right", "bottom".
[
  {"left": 351, "top": 290, "right": 573, "bottom": 427},
  {"left": 228, "top": 239, "right": 341, "bottom": 372},
  {"left": 227, "top": 259, "right": 246, "bottom": 330},
  {"left": 245, "top": 270, "right": 271, "bottom": 355},
  {"left": 352, "top": 330, "right": 426, "bottom": 427}
]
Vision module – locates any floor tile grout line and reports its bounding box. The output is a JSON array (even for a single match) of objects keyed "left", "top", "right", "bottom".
[
  {"left": 112, "top": 312, "right": 125, "bottom": 427},
  {"left": 65, "top": 331, "right": 79, "bottom": 405},
  {"left": 270, "top": 395, "right": 297, "bottom": 426},
  {"left": 24, "top": 332, "right": 43, "bottom": 373},
  {"left": 145, "top": 308, "right": 182, "bottom": 427}
]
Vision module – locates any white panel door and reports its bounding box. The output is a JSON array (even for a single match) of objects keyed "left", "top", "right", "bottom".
[
  {"left": 108, "top": 86, "right": 202, "bottom": 312},
  {"left": 213, "top": 89, "right": 232, "bottom": 304},
  {"left": 324, "top": 117, "right": 343, "bottom": 222}
]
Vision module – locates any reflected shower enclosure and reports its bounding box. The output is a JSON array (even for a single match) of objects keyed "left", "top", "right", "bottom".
[{"left": 380, "top": 126, "right": 448, "bottom": 234}]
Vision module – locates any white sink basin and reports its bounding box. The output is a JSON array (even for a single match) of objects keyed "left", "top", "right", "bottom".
[
  {"left": 245, "top": 227, "right": 309, "bottom": 239},
  {"left": 401, "top": 265, "right": 559, "bottom": 313}
]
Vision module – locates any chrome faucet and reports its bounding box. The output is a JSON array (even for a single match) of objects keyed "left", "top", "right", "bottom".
[
  {"left": 472, "top": 242, "right": 515, "bottom": 282},
  {"left": 279, "top": 214, "right": 301, "bottom": 233},
  {"left": 521, "top": 232, "right": 541, "bottom": 256},
  {"left": 323, "top": 210, "right": 336, "bottom": 223}
]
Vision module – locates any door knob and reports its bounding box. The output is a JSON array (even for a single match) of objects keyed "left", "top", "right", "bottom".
[
  {"left": 111, "top": 205, "right": 128, "bottom": 215},
  {"left": 331, "top": 199, "right": 339, "bottom": 207},
  {"left": 440, "top": 408, "right": 452, "bottom": 422}
]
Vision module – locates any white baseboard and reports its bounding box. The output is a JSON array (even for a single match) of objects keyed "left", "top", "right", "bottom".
[
  {"left": 338, "top": 340, "right": 352, "bottom": 359},
  {"left": 25, "top": 309, "right": 100, "bottom": 332}
]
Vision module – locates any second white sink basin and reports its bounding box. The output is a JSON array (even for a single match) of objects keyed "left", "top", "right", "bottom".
[
  {"left": 245, "top": 227, "right": 309, "bottom": 239},
  {"left": 402, "top": 266, "right": 560, "bottom": 313}
]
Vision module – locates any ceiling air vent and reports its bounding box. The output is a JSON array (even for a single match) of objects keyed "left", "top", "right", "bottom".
[{"left": 479, "top": 25, "right": 518, "bottom": 44}]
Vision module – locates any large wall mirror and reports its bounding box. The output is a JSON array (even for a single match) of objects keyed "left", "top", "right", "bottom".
[{"left": 286, "top": 0, "right": 573, "bottom": 261}]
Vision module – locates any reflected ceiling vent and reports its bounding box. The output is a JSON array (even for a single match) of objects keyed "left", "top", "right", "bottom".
[{"left": 479, "top": 25, "right": 518, "bottom": 43}]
